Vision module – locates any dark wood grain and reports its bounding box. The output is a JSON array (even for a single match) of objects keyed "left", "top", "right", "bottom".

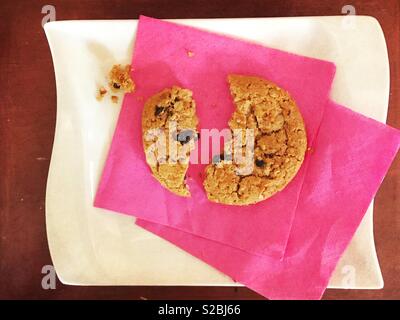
[{"left": 0, "top": 0, "right": 399, "bottom": 300}]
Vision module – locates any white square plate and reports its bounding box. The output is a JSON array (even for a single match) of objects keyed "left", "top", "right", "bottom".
[{"left": 44, "top": 16, "right": 388, "bottom": 289}]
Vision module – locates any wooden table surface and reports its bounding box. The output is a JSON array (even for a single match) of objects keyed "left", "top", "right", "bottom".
[{"left": 0, "top": 0, "right": 399, "bottom": 300}]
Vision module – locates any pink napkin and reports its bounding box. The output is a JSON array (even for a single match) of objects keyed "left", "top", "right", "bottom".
[
  {"left": 137, "top": 101, "right": 400, "bottom": 299},
  {"left": 94, "top": 16, "right": 336, "bottom": 258}
]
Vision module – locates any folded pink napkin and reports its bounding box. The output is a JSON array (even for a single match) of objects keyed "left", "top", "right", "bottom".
[
  {"left": 94, "top": 16, "right": 336, "bottom": 258},
  {"left": 137, "top": 101, "right": 400, "bottom": 299}
]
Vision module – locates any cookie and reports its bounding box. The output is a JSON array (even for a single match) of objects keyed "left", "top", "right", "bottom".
[
  {"left": 142, "top": 86, "right": 199, "bottom": 196},
  {"left": 109, "top": 64, "right": 135, "bottom": 93},
  {"left": 203, "top": 75, "right": 307, "bottom": 205},
  {"left": 96, "top": 64, "right": 135, "bottom": 102}
]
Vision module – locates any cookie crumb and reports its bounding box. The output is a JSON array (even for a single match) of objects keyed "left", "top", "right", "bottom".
[
  {"left": 96, "top": 87, "right": 108, "bottom": 101},
  {"left": 111, "top": 95, "right": 119, "bottom": 103},
  {"left": 108, "top": 64, "right": 135, "bottom": 93}
]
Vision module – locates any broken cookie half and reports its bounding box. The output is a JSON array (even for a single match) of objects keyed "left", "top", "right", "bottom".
[
  {"left": 142, "top": 86, "right": 199, "bottom": 196},
  {"left": 203, "top": 75, "right": 307, "bottom": 205}
]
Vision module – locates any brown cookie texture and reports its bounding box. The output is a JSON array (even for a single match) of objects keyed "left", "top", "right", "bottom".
[
  {"left": 142, "top": 86, "right": 199, "bottom": 196},
  {"left": 109, "top": 64, "right": 135, "bottom": 93},
  {"left": 203, "top": 75, "right": 307, "bottom": 205}
]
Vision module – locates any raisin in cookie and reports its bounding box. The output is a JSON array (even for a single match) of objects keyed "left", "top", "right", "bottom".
[
  {"left": 142, "top": 86, "right": 199, "bottom": 196},
  {"left": 203, "top": 75, "right": 307, "bottom": 205}
]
